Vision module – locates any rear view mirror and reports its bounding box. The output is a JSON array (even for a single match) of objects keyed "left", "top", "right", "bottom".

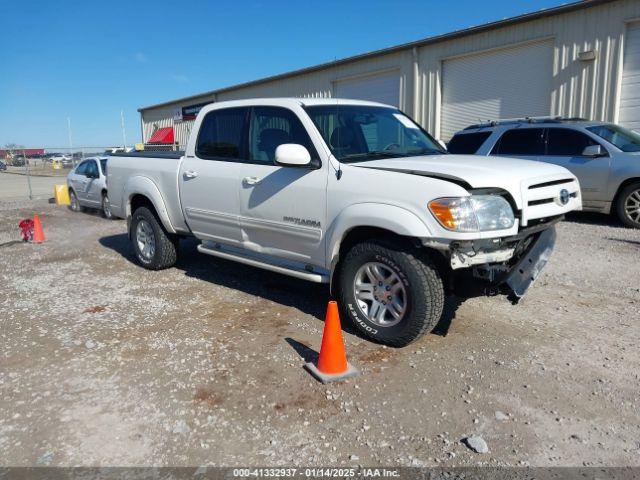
[
  {"left": 275, "top": 144, "right": 311, "bottom": 167},
  {"left": 582, "top": 144, "right": 605, "bottom": 157}
]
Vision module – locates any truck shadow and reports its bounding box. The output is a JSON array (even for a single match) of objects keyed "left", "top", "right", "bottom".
[
  {"left": 564, "top": 211, "right": 620, "bottom": 227},
  {"left": 98, "top": 233, "right": 458, "bottom": 341}
]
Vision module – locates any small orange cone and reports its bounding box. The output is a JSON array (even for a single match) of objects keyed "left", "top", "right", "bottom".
[
  {"left": 32, "top": 215, "right": 45, "bottom": 243},
  {"left": 304, "top": 301, "right": 359, "bottom": 383}
]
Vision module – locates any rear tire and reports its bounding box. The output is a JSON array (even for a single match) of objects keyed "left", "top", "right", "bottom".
[
  {"left": 130, "top": 206, "right": 178, "bottom": 270},
  {"left": 615, "top": 182, "right": 640, "bottom": 229},
  {"left": 101, "top": 192, "right": 113, "bottom": 220},
  {"left": 338, "top": 240, "right": 444, "bottom": 347}
]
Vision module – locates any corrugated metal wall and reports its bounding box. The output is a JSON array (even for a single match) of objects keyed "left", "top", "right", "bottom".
[{"left": 141, "top": 0, "right": 640, "bottom": 144}]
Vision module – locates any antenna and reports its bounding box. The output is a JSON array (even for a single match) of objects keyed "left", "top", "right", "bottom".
[
  {"left": 67, "top": 117, "right": 74, "bottom": 165},
  {"left": 333, "top": 56, "right": 342, "bottom": 180}
]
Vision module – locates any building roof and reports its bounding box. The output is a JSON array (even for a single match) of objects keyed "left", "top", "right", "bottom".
[{"left": 138, "top": 0, "right": 615, "bottom": 113}]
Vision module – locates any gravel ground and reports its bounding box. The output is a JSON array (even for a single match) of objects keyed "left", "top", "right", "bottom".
[{"left": 0, "top": 200, "right": 638, "bottom": 467}]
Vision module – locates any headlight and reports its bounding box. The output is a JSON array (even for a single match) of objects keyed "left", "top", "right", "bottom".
[{"left": 428, "top": 195, "right": 515, "bottom": 232}]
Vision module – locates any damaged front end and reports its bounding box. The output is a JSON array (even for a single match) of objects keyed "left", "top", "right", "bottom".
[{"left": 446, "top": 217, "right": 560, "bottom": 303}]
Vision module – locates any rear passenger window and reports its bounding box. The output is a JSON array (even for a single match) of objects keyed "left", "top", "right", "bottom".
[
  {"left": 447, "top": 132, "right": 491, "bottom": 154},
  {"left": 547, "top": 128, "right": 597, "bottom": 156},
  {"left": 196, "top": 107, "right": 248, "bottom": 160},
  {"left": 492, "top": 128, "right": 546, "bottom": 155}
]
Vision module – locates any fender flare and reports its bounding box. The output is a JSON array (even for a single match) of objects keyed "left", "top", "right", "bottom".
[
  {"left": 124, "top": 176, "right": 176, "bottom": 234},
  {"left": 326, "top": 203, "right": 433, "bottom": 281}
]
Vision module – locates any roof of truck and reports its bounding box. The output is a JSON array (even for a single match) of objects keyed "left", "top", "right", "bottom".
[
  {"left": 195, "top": 97, "right": 396, "bottom": 112},
  {"left": 214, "top": 97, "right": 394, "bottom": 108}
]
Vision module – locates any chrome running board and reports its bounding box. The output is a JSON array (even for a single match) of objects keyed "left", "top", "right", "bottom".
[{"left": 197, "top": 243, "right": 328, "bottom": 283}]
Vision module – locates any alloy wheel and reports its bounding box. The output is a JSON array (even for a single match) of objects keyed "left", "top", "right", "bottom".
[
  {"left": 102, "top": 195, "right": 112, "bottom": 219},
  {"left": 353, "top": 261, "right": 407, "bottom": 327},
  {"left": 136, "top": 219, "right": 156, "bottom": 261},
  {"left": 624, "top": 188, "right": 640, "bottom": 225}
]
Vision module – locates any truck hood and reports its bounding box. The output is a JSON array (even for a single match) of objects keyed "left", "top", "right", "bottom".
[{"left": 352, "top": 154, "right": 572, "bottom": 190}]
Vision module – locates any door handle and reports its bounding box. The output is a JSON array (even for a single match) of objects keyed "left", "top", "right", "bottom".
[
  {"left": 183, "top": 170, "right": 199, "bottom": 179},
  {"left": 243, "top": 176, "right": 262, "bottom": 186}
]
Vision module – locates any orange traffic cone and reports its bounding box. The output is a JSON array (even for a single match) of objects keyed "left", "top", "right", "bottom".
[
  {"left": 32, "top": 215, "right": 45, "bottom": 243},
  {"left": 304, "top": 301, "right": 359, "bottom": 383}
]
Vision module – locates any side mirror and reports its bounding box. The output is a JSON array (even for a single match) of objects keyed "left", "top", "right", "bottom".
[
  {"left": 275, "top": 144, "right": 311, "bottom": 167},
  {"left": 582, "top": 144, "right": 606, "bottom": 157}
]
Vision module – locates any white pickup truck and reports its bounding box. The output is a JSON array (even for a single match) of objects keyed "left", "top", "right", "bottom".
[{"left": 108, "top": 98, "right": 581, "bottom": 346}]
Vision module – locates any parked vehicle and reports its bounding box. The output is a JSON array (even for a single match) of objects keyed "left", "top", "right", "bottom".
[
  {"left": 67, "top": 157, "right": 112, "bottom": 218},
  {"left": 448, "top": 117, "right": 640, "bottom": 228},
  {"left": 0, "top": 160, "right": 6, "bottom": 171},
  {"left": 50, "top": 154, "right": 72, "bottom": 168},
  {"left": 11, "top": 156, "right": 26, "bottom": 167},
  {"left": 107, "top": 98, "right": 580, "bottom": 346}
]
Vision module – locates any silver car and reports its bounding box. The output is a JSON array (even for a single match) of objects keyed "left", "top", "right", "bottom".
[
  {"left": 448, "top": 118, "right": 640, "bottom": 228},
  {"left": 66, "top": 157, "right": 112, "bottom": 219}
]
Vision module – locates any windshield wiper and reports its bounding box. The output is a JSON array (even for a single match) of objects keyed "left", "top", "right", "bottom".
[
  {"left": 341, "top": 151, "right": 406, "bottom": 161},
  {"left": 406, "top": 147, "right": 446, "bottom": 155}
]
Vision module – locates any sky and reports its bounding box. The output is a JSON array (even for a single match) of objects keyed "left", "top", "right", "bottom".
[{"left": 0, "top": 0, "right": 571, "bottom": 148}]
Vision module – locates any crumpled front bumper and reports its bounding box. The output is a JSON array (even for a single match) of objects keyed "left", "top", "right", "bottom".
[
  {"left": 501, "top": 226, "right": 556, "bottom": 303},
  {"left": 451, "top": 224, "right": 558, "bottom": 303}
]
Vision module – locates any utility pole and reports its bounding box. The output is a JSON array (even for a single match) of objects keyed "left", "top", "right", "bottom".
[
  {"left": 67, "top": 117, "right": 74, "bottom": 165},
  {"left": 121, "top": 110, "right": 127, "bottom": 150}
]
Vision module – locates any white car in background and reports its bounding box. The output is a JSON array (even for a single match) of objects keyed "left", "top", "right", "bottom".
[{"left": 67, "top": 157, "right": 112, "bottom": 218}]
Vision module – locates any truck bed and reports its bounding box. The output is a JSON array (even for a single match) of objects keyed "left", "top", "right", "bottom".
[
  {"left": 106, "top": 151, "right": 190, "bottom": 233},
  {"left": 109, "top": 151, "right": 185, "bottom": 159}
]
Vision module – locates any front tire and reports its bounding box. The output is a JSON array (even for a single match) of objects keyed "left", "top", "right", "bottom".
[
  {"left": 130, "top": 206, "right": 178, "bottom": 270},
  {"left": 338, "top": 240, "right": 444, "bottom": 347},
  {"left": 616, "top": 182, "right": 640, "bottom": 229},
  {"left": 69, "top": 189, "right": 84, "bottom": 212}
]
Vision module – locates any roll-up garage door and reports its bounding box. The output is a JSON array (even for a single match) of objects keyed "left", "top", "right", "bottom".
[
  {"left": 619, "top": 23, "right": 640, "bottom": 131},
  {"left": 441, "top": 41, "right": 553, "bottom": 140},
  {"left": 335, "top": 71, "right": 400, "bottom": 107}
]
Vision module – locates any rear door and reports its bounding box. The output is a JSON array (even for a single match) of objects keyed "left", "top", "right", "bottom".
[
  {"left": 544, "top": 127, "right": 611, "bottom": 202},
  {"left": 70, "top": 161, "right": 89, "bottom": 201},
  {"left": 84, "top": 160, "right": 101, "bottom": 206},
  {"left": 179, "top": 107, "right": 248, "bottom": 245},
  {"left": 237, "top": 106, "right": 327, "bottom": 267}
]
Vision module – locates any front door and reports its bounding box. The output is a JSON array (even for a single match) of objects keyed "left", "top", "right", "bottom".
[
  {"left": 544, "top": 128, "right": 611, "bottom": 202},
  {"left": 179, "top": 106, "right": 248, "bottom": 245},
  {"left": 70, "top": 160, "right": 90, "bottom": 202},
  {"left": 237, "top": 106, "right": 327, "bottom": 267},
  {"left": 84, "top": 160, "right": 101, "bottom": 206}
]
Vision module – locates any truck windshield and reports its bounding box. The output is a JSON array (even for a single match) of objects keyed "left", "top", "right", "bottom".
[
  {"left": 586, "top": 124, "right": 640, "bottom": 152},
  {"left": 304, "top": 105, "right": 446, "bottom": 162}
]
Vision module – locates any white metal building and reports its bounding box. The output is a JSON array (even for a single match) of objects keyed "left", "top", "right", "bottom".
[{"left": 139, "top": 0, "right": 640, "bottom": 147}]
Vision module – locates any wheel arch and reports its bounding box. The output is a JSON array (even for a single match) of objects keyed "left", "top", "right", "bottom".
[
  {"left": 124, "top": 176, "right": 176, "bottom": 234},
  {"left": 612, "top": 177, "right": 640, "bottom": 208},
  {"left": 326, "top": 203, "right": 434, "bottom": 295}
]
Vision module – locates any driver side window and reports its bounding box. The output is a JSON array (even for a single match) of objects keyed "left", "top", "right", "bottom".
[
  {"left": 248, "top": 107, "right": 317, "bottom": 165},
  {"left": 86, "top": 161, "right": 98, "bottom": 177}
]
